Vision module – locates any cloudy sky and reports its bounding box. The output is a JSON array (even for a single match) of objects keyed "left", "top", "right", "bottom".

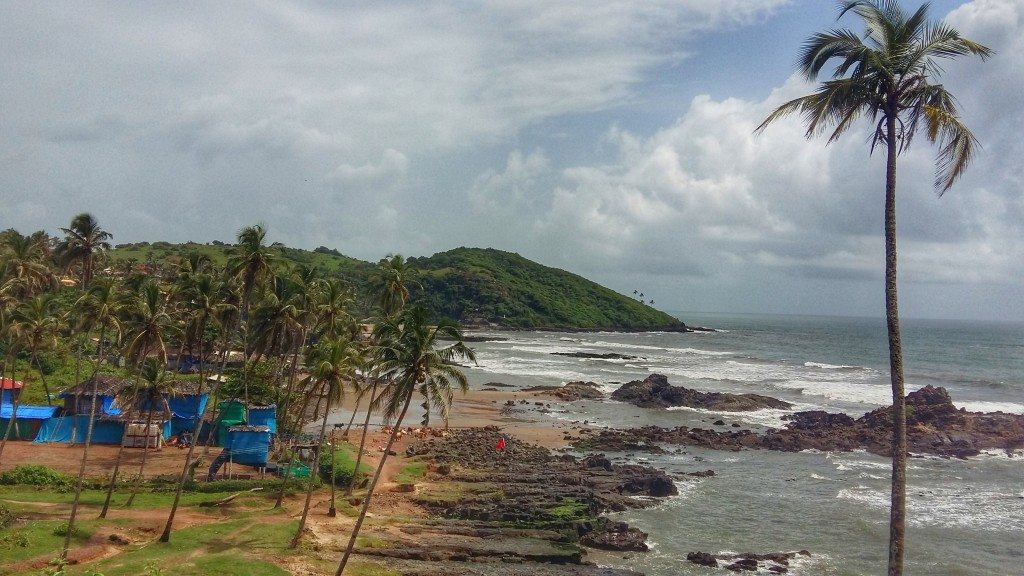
[{"left": 2, "top": 0, "right": 1021, "bottom": 321}]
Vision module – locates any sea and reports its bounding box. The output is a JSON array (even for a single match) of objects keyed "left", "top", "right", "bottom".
[{"left": 457, "top": 312, "right": 1024, "bottom": 576}]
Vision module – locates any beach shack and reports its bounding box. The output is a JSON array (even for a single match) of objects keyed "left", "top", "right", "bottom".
[
  {"left": 33, "top": 375, "right": 130, "bottom": 444},
  {"left": 1, "top": 404, "right": 58, "bottom": 441},
  {"left": 1, "top": 377, "right": 22, "bottom": 405},
  {"left": 136, "top": 380, "right": 210, "bottom": 438}
]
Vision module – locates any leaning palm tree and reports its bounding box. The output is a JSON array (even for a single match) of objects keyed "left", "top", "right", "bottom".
[
  {"left": 290, "top": 336, "right": 360, "bottom": 549},
  {"left": 160, "top": 270, "right": 225, "bottom": 543},
  {"left": 1, "top": 232, "right": 56, "bottom": 297},
  {"left": 57, "top": 213, "right": 113, "bottom": 288},
  {"left": 334, "top": 306, "right": 474, "bottom": 575},
  {"left": 61, "top": 278, "right": 123, "bottom": 559},
  {"left": 124, "top": 358, "right": 176, "bottom": 507},
  {"left": 756, "top": 3, "right": 991, "bottom": 574},
  {"left": 100, "top": 280, "right": 176, "bottom": 518}
]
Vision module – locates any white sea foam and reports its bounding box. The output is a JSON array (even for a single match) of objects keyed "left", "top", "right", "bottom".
[
  {"left": 804, "top": 361, "right": 868, "bottom": 370},
  {"left": 953, "top": 400, "right": 1024, "bottom": 415},
  {"left": 666, "top": 406, "right": 793, "bottom": 428},
  {"left": 774, "top": 379, "right": 893, "bottom": 406},
  {"left": 837, "top": 484, "right": 1024, "bottom": 531}
]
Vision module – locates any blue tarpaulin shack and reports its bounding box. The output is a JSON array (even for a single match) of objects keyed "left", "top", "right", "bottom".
[
  {"left": 60, "top": 374, "right": 129, "bottom": 417},
  {"left": 0, "top": 404, "right": 58, "bottom": 440},
  {"left": 226, "top": 425, "right": 272, "bottom": 466},
  {"left": 247, "top": 405, "right": 277, "bottom": 435},
  {"left": 35, "top": 416, "right": 169, "bottom": 444},
  {"left": 135, "top": 380, "right": 209, "bottom": 437}
]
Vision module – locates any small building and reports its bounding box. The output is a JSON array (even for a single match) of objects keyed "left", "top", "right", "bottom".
[
  {"left": 1, "top": 377, "right": 23, "bottom": 406},
  {"left": 59, "top": 374, "right": 129, "bottom": 417},
  {"left": 1, "top": 404, "right": 58, "bottom": 441}
]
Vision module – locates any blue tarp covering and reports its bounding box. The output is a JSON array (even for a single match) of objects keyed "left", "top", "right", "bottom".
[
  {"left": 226, "top": 426, "right": 271, "bottom": 466},
  {"left": 34, "top": 416, "right": 169, "bottom": 444},
  {"left": 139, "top": 394, "right": 208, "bottom": 419},
  {"left": 247, "top": 406, "right": 277, "bottom": 434},
  {"left": 0, "top": 405, "right": 57, "bottom": 419}
]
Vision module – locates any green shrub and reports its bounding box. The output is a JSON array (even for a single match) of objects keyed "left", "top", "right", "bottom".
[
  {"left": 319, "top": 444, "right": 368, "bottom": 486},
  {"left": 0, "top": 503, "right": 14, "bottom": 530},
  {"left": 0, "top": 465, "right": 74, "bottom": 490},
  {"left": 52, "top": 522, "right": 90, "bottom": 539}
]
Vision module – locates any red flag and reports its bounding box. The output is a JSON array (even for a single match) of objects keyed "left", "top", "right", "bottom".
[{"left": 496, "top": 437, "right": 506, "bottom": 451}]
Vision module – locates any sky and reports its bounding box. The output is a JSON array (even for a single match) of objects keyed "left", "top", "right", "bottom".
[{"left": 2, "top": 0, "right": 1021, "bottom": 322}]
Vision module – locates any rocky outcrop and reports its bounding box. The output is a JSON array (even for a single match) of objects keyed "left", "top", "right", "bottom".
[
  {"left": 525, "top": 381, "right": 606, "bottom": 401},
  {"left": 407, "top": 427, "right": 681, "bottom": 556},
  {"left": 552, "top": 352, "right": 643, "bottom": 360},
  {"left": 611, "top": 374, "right": 793, "bottom": 411},
  {"left": 687, "top": 551, "right": 810, "bottom": 573},
  {"left": 576, "top": 386, "right": 1024, "bottom": 459}
]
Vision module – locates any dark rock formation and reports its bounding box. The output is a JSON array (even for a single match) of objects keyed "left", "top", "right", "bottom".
[
  {"left": 687, "top": 551, "right": 810, "bottom": 573},
  {"left": 576, "top": 386, "right": 1024, "bottom": 459},
  {"left": 687, "top": 551, "right": 718, "bottom": 567},
  {"left": 579, "top": 521, "right": 649, "bottom": 552},
  {"left": 552, "top": 352, "right": 642, "bottom": 360},
  {"left": 611, "top": 374, "right": 793, "bottom": 411},
  {"left": 525, "top": 381, "right": 606, "bottom": 401}
]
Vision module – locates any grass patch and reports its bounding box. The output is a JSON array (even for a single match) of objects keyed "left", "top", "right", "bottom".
[
  {"left": 319, "top": 442, "right": 371, "bottom": 487},
  {"left": 74, "top": 517, "right": 299, "bottom": 576},
  {"left": 393, "top": 462, "right": 427, "bottom": 485},
  {"left": 547, "top": 499, "right": 589, "bottom": 520},
  {"left": 0, "top": 519, "right": 98, "bottom": 570},
  {"left": 355, "top": 535, "right": 391, "bottom": 549},
  {"left": 0, "top": 465, "right": 74, "bottom": 490}
]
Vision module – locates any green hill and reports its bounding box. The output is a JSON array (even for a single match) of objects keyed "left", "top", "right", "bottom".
[
  {"left": 410, "top": 248, "right": 682, "bottom": 330},
  {"left": 107, "top": 242, "right": 685, "bottom": 331}
]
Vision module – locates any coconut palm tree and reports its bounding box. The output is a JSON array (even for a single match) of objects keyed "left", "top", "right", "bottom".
[
  {"left": 372, "top": 255, "right": 416, "bottom": 317},
  {"left": 100, "top": 280, "right": 176, "bottom": 518},
  {"left": 124, "top": 358, "right": 176, "bottom": 507},
  {"left": 10, "top": 294, "right": 65, "bottom": 406},
  {"left": 159, "top": 270, "right": 225, "bottom": 542},
  {"left": 227, "top": 224, "right": 278, "bottom": 404},
  {"left": 290, "top": 336, "right": 360, "bottom": 549},
  {"left": 755, "top": 3, "right": 991, "bottom": 574},
  {"left": 62, "top": 278, "right": 123, "bottom": 559},
  {"left": 334, "top": 306, "right": 474, "bottom": 575},
  {"left": 57, "top": 213, "right": 113, "bottom": 288},
  {"left": 1, "top": 232, "right": 56, "bottom": 297}
]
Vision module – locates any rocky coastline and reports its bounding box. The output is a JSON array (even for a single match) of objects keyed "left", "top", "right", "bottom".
[
  {"left": 611, "top": 374, "right": 794, "bottom": 411},
  {"left": 572, "top": 385, "right": 1024, "bottom": 459},
  {"left": 342, "top": 427, "right": 694, "bottom": 575}
]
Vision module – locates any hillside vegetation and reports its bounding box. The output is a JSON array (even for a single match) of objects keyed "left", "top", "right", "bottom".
[{"left": 108, "top": 242, "right": 685, "bottom": 330}]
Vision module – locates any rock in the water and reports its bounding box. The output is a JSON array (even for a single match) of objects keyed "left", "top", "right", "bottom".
[
  {"left": 687, "top": 551, "right": 718, "bottom": 567},
  {"left": 611, "top": 374, "right": 793, "bottom": 411},
  {"left": 580, "top": 521, "right": 649, "bottom": 552}
]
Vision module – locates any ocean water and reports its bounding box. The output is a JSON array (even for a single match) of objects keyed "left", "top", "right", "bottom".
[{"left": 458, "top": 312, "right": 1024, "bottom": 576}]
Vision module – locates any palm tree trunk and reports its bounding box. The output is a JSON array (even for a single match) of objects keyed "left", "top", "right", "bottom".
[
  {"left": 100, "top": 359, "right": 145, "bottom": 518},
  {"left": 204, "top": 322, "right": 234, "bottom": 454},
  {"left": 125, "top": 404, "right": 156, "bottom": 507},
  {"left": 290, "top": 382, "right": 332, "bottom": 549},
  {"left": 32, "top": 351, "right": 53, "bottom": 406},
  {"left": 160, "top": 319, "right": 208, "bottom": 543},
  {"left": 342, "top": 394, "right": 361, "bottom": 441},
  {"left": 70, "top": 332, "right": 83, "bottom": 445},
  {"left": 346, "top": 380, "right": 378, "bottom": 497},
  {"left": 328, "top": 433, "right": 337, "bottom": 517},
  {"left": 335, "top": 391, "right": 412, "bottom": 576},
  {"left": 884, "top": 113, "right": 907, "bottom": 576},
  {"left": 62, "top": 326, "right": 106, "bottom": 559},
  {"left": 0, "top": 360, "right": 21, "bottom": 470},
  {"left": 278, "top": 330, "right": 306, "bottom": 436}
]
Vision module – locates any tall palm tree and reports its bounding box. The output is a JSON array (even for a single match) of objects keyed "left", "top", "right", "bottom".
[
  {"left": 1, "top": 232, "right": 56, "bottom": 297},
  {"left": 227, "top": 224, "right": 278, "bottom": 404},
  {"left": 57, "top": 213, "right": 113, "bottom": 288},
  {"left": 100, "top": 280, "right": 176, "bottom": 518},
  {"left": 160, "top": 270, "right": 224, "bottom": 542},
  {"left": 125, "top": 358, "right": 176, "bottom": 507},
  {"left": 372, "top": 255, "right": 416, "bottom": 317},
  {"left": 334, "top": 306, "right": 474, "bottom": 575},
  {"left": 11, "top": 294, "right": 65, "bottom": 406},
  {"left": 62, "top": 278, "right": 123, "bottom": 559},
  {"left": 756, "top": 3, "right": 991, "bottom": 574},
  {"left": 290, "top": 336, "right": 360, "bottom": 549}
]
